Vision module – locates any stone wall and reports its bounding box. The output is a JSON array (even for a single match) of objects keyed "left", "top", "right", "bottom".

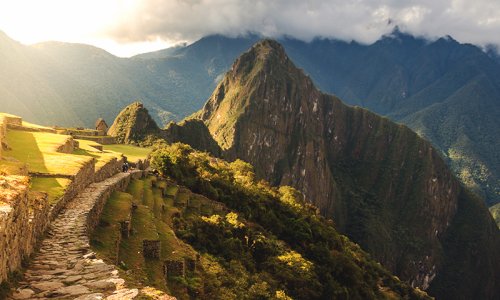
[
  {"left": 49, "top": 159, "right": 96, "bottom": 220},
  {"left": 55, "top": 137, "right": 79, "bottom": 154},
  {"left": 75, "top": 136, "right": 116, "bottom": 145},
  {"left": 2, "top": 115, "right": 22, "bottom": 127},
  {"left": 93, "top": 157, "right": 123, "bottom": 183},
  {"left": 0, "top": 177, "right": 51, "bottom": 283},
  {"left": 143, "top": 240, "right": 161, "bottom": 259},
  {"left": 6, "top": 124, "right": 56, "bottom": 134}
]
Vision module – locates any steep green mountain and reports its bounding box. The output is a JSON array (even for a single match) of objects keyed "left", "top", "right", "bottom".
[
  {"left": 108, "top": 102, "right": 161, "bottom": 144},
  {"left": 1, "top": 30, "right": 498, "bottom": 206},
  {"left": 181, "top": 39, "right": 498, "bottom": 300}
]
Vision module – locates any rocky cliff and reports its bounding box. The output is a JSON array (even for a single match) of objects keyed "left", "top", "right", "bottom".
[
  {"left": 163, "top": 119, "right": 222, "bottom": 156},
  {"left": 191, "top": 40, "right": 500, "bottom": 299},
  {"left": 108, "top": 102, "right": 160, "bottom": 144}
]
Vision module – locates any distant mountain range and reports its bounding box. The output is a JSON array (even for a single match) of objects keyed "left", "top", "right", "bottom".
[{"left": 0, "top": 30, "right": 498, "bottom": 206}]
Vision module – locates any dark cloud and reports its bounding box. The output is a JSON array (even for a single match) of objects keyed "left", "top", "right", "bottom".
[{"left": 107, "top": 0, "right": 500, "bottom": 47}]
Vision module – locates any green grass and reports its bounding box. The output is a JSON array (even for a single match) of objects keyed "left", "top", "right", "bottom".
[
  {"left": 165, "top": 185, "right": 179, "bottom": 198},
  {"left": 103, "top": 144, "right": 151, "bottom": 163},
  {"left": 127, "top": 178, "right": 145, "bottom": 200},
  {"left": 91, "top": 177, "right": 197, "bottom": 298},
  {"left": 174, "top": 191, "right": 190, "bottom": 207},
  {"left": 30, "top": 177, "right": 72, "bottom": 205},
  {"left": 74, "top": 139, "right": 121, "bottom": 170},
  {"left": 4, "top": 130, "right": 92, "bottom": 175},
  {"left": 92, "top": 191, "right": 133, "bottom": 262}
]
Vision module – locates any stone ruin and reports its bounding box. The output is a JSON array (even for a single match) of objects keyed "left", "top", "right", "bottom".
[
  {"left": 95, "top": 118, "right": 109, "bottom": 136},
  {"left": 163, "top": 257, "right": 198, "bottom": 280},
  {"left": 142, "top": 240, "right": 161, "bottom": 259},
  {"left": 163, "top": 260, "right": 185, "bottom": 278}
]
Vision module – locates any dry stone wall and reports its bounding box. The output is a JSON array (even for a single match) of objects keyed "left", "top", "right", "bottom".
[
  {"left": 49, "top": 159, "right": 96, "bottom": 220},
  {"left": 93, "top": 157, "right": 123, "bottom": 183},
  {"left": 0, "top": 177, "right": 51, "bottom": 284},
  {"left": 55, "top": 137, "right": 78, "bottom": 154}
]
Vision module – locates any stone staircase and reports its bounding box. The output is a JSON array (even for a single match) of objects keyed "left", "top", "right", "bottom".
[{"left": 10, "top": 171, "right": 145, "bottom": 300}]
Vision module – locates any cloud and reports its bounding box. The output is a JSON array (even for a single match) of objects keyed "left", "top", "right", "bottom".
[{"left": 106, "top": 0, "right": 500, "bottom": 48}]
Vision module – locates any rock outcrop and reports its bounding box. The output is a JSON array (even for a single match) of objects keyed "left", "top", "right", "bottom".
[
  {"left": 189, "top": 40, "right": 500, "bottom": 299},
  {"left": 108, "top": 102, "right": 160, "bottom": 144},
  {"left": 163, "top": 119, "right": 221, "bottom": 157}
]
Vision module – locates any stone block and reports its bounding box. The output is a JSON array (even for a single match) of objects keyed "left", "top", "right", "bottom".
[
  {"left": 164, "top": 260, "right": 185, "bottom": 278},
  {"left": 143, "top": 240, "right": 161, "bottom": 259}
]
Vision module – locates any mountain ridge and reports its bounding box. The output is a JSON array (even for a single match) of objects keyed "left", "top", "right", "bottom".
[{"left": 173, "top": 39, "right": 499, "bottom": 299}]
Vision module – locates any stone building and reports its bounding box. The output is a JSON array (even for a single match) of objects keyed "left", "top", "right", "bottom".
[{"left": 95, "top": 118, "right": 109, "bottom": 136}]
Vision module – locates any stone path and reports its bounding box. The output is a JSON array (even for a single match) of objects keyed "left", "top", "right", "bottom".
[{"left": 10, "top": 172, "right": 140, "bottom": 300}]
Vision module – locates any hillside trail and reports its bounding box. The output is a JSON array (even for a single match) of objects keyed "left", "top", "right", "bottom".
[{"left": 10, "top": 171, "right": 141, "bottom": 300}]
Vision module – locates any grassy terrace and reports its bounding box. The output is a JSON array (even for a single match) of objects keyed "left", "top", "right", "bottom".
[
  {"left": 1, "top": 117, "right": 151, "bottom": 207},
  {"left": 74, "top": 139, "right": 122, "bottom": 170},
  {"left": 5, "top": 130, "right": 91, "bottom": 175},
  {"left": 30, "top": 177, "right": 72, "bottom": 205},
  {"left": 91, "top": 177, "right": 197, "bottom": 299},
  {"left": 103, "top": 144, "right": 151, "bottom": 163}
]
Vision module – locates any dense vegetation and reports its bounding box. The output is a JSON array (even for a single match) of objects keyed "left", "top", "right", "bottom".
[{"left": 148, "top": 142, "right": 429, "bottom": 299}]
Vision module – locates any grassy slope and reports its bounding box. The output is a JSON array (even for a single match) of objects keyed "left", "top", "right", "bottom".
[
  {"left": 1, "top": 123, "right": 150, "bottom": 210},
  {"left": 5, "top": 130, "right": 91, "bottom": 175},
  {"left": 91, "top": 177, "right": 197, "bottom": 299},
  {"left": 103, "top": 144, "right": 151, "bottom": 163},
  {"left": 74, "top": 139, "right": 121, "bottom": 170},
  {"left": 30, "top": 177, "right": 71, "bottom": 205}
]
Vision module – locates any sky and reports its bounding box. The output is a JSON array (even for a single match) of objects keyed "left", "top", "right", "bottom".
[{"left": 0, "top": 0, "right": 499, "bottom": 57}]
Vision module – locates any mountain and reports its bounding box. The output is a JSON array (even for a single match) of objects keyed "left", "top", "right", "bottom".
[
  {"left": 1, "top": 31, "right": 497, "bottom": 207},
  {"left": 277, "top": 30, "right": 500, "bottom": 207},
  {"left": 108, "top": 102, "right": 161, "bottom": 143},
  {"left": 178, "top": 39, "right": 499, "bottom": 300}
]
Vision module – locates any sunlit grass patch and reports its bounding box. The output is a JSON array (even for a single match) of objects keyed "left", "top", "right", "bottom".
[
  {"left": 30, "top": 177, "right": 71, "bottom": 205},
  {"left": 75, "top": 139, "right": 121, "bottom": 170},
  {"left": 103, "top": 144, "right": 151, "bottom": 163},
  {"left": 5, "top": 130, "right": 91, "bottom": 175},
  {"left": 92, "top": 191, "right": 133, "bottom": 262}
]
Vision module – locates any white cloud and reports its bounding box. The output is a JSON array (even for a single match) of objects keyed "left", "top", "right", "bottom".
[{"left": 106, "top": 0, "right": 500, "bottom": 48}]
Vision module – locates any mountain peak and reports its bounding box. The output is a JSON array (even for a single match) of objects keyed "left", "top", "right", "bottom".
[
  {"left": 230, "top": 39, "right": 291, "bottom": 78},
  {"left": 108, "top": 101, "right": 160, "bottom": 144},
  {"left": 199, "top": 39, "right": 313, "bottom": 150}
]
